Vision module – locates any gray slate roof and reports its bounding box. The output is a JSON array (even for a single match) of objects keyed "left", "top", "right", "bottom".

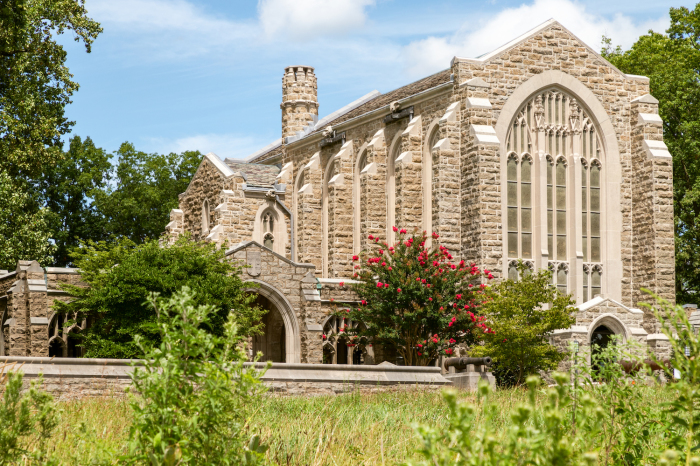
[{"left": 224, "top": 160, "right": 280, "bottom": 187}]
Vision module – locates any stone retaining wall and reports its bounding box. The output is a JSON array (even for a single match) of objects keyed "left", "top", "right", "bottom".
[{"left": 0, "top": 357, "right": 451, "bottom": 401}]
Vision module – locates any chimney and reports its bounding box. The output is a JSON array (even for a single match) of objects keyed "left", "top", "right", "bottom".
[{"left": 281, "top": 66, "right": 318, "bottom": 140}]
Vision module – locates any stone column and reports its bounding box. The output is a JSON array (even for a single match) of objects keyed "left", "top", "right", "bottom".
[
  {"left": 432, "top": 103, "right": 461, "bottom": 259},
  {"left": 458, "top": 78, "right": 501, "bottom": 277},
  {"left": 327, "top": 141, "right": 354, "bottom": 277},
  {"left": 297, "top": 152, "right": 323, "bottom": 271},
  {"left": 394, "top": 116, "right": 423, "bottom": 235},
  {"left": 360, "top": 129, "right": 387, "bottom": 252},
  {"left": 630, "top": 94, "right": 675, "bottom": 332},
  {"left": 26, "top": 261, "right": 49, "bottom": 357}
]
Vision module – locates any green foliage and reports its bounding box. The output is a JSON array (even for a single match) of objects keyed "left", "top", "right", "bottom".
[
  {"left": 470, "top": 262, "right": 576, "bottom": 386},
  {"left": 0, "top": 0, "right": 101, "bottom": 179},
  {"left": 409, "top": 375, "right": 602, "bottom": 465},
  {"left": 643, "top": 292, "right": 700, "bottom": 464},
  {"left": 0, "top": 170, "right": 55, "bottom": 270},
  {"left": 601, "top": 5, "right": 700, "bottom": 303},
  {"left": 56, "top": 235, "right": 263, "bottom": 358},
  {"left": 0, "top": 370, "right": 59, "bottom": 465},
  {"left": 576, "top": 337, "right": 666, "bottom": 465},
  {"left": 35, "top": 136, "right": 111, "bottom": 266},
  {"left": 92, "top": 142, "right": 202, "bottom": 244},
  {"left": 344, "top": 230, "right": 492, "bottom": 366},
  {"left": 124, "top": 287, "right": 269, "bottom": 465}
]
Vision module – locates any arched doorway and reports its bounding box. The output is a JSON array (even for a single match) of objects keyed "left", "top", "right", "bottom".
[
  {"left": 252, "top": 294, "right": 286, "bottom": 363},
  {"left": 590, "top": 324, "right": 615, "bottom": 374},
  {"left": 244, "top": 279, "right": 301, "bottom": 363}
]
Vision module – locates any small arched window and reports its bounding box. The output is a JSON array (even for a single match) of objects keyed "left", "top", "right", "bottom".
[
  {"left": 262, "top": 212, "right": 275, "bottom": 250},
  {"left": 202, "top": 199, "right": 210, "bottom": 234}
]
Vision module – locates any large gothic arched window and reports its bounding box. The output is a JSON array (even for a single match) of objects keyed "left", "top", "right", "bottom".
[{"left": 505, "top": 89, "right": 605, "bottom": 302}]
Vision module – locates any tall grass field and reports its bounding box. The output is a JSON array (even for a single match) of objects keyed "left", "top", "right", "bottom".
[{"left": 30, "top": 385, "right": 674, "bottom": 465}]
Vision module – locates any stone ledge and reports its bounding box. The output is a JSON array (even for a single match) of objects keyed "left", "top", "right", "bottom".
[{"left": 0, "top": 358, "right": 452, "bottom": 386}]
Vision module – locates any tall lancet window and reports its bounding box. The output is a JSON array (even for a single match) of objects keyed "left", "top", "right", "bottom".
[
  {"left": 504, "top": 88, "right": 606, "bottom": 302},
  {"left": 505, "top": 111, "right": 533, "bottom": 261}
]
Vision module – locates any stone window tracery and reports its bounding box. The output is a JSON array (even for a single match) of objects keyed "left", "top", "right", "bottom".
[
  {"left": 505, "top": 88, "right": 606, "bottom": 302},
  {"left": 262, "top": 211, "right": 275, "bottom": 250}
]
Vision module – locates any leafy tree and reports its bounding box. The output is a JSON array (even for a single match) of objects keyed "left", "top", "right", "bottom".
[
  {"left": 601, "top": 5, "right": 700, "bottom": 303},
  {"left": 56, "top": 236, "right": 264, "bottom": 358},
  {"left": 470, "top": 262, "right": 576, "bottom": 386},
  {"left": 0, "top": 0, "right": 101, "bottom": 178},
  {"left": 0, "top": 170, "right": 54, "bottom": 270},
  {"left": 125, "top": 288, "right": 268, "bottom": 465},
  {"left": 93, "top": 143, "right": 202, "bottom": 243},
  {"left": 339, "top": 229, "right": 492, "bottom": 366},
  {"left": 35, "top": 136, "right": 110, "bottom": 267}
]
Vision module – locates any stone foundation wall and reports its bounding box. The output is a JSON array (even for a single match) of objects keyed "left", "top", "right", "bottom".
[{"left": 1, "top": 357, "right": 451, "bottom": 401}]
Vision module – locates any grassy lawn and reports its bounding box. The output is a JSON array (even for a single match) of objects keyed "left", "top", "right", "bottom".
[{"left": 34, "top": 384, "right": 674, "bottom": 465}]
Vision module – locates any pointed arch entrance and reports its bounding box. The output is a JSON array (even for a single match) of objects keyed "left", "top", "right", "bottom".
[{"left": 245, "top": 280, "right": 301, "bottom": 363}]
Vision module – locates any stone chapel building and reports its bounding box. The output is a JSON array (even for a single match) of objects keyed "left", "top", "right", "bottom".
[{"left": 0, "top": 20, "right": 675, "bottom": 364}]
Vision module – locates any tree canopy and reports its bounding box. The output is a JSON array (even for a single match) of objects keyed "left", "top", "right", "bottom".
[
  {"left": 0, "top": 0, "right": 101, "bottom": 178},
  {"left": 56, "top": 236, "right": 264, "bottom": 358},
  {"left": 602, "top": 5, "right": 700, "bottom": 303}
]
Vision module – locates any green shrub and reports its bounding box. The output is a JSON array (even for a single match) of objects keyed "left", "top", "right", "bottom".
[
  {"left": 56, "top": 235, "right": 264, "bottom": 358},
  {"left": 0, "top": 370, "right": 59, "bottom": 465},
  {"left": 471, "top": 261, "right": 576, "bottom": 386},
  {"left": 123, "top": 287, "right": 269, "bottom": 465}
]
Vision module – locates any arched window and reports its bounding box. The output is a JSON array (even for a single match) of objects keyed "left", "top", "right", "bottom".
[
  {"left": 505, "top": 89, "right": 605, "bottom": 301},
  {"left": 202, "top": 199, "right": 210, "bottom": 235},
  {"left": 262, "top": 211, "right": 275, "bottom": 250}
]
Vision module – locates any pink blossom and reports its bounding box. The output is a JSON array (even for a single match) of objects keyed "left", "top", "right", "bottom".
[
  {"left": 379, "top": 249, "right": 384, "bottom": 254},
  {"left": 428, "top": 297, "right": 433, "bottom": 301},
  {"left": 448, "top": 322, "right": 453, "bottom": 327},
  {"left": 361, "top": 300, "right": 367, "bottom": 305},
  {"left": 384, "top": 283, "right": 389, "bottom": 288},
  {"left": 377, "top": 282, "right": 383, "bottom": 288},
  {"left": 388, "top": 266, "right": 392, "bottom": 271},
  {"left": 449, "top": 338, "right": 456, "bottom": 344},
  {"left": 417, "top": 343, "right": 423, "bottom": 348},
  {"left": 397, "top": 288, "right": 402, "bottom": 293},
  {"left": 339, "top": 282, "right": 344, "bottom": 287},
  {"left": 392, "top": 226, "right": 398, "bottom": 232},
  {"left": 352, "top": 255, "right": 359, "bottom": 261},
  {"left": 456, "top": 294, "right": 462, "bottom": 300},
  {"left": 445, "top": 348, "right": 454, "bottom": 355},
  {"left": 368, "top": 235, "right": 374, "bottom": 240},
  {"left": 400, "top": 229, "right": 407, "bottom": 234}
]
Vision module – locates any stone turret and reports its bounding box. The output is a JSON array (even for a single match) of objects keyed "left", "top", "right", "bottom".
[{"left": 281, "top": 66, "right": 318, "bottom": 140}]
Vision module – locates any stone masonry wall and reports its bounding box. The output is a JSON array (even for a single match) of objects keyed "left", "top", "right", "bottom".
[{"left": 452, "top": 23, "right": 652, "bottom": 306}]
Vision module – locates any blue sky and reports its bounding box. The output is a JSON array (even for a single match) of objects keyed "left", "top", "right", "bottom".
[{"left": 61, "top": 0, "right": 681, "bottom": 160}]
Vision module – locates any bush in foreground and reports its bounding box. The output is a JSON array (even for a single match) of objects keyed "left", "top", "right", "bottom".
[
  {"left": 125, "top": 287, "right": 269, "bottom": 465},
  {"left": 471, "top": 261, "right": 576, "bottom": 386}
]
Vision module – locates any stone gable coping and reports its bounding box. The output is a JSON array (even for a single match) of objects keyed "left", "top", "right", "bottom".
[
  {"left": 30, "top": 317, "right": 49, "bottom": 325},
  {"left": 224, "top": 240, "right": 315, "bottom": 268},
  {"left": 576, "top": 296, "right": 643, "bottom": 314},
  {"left": 451, "top": 19, "right": 635, "bottom": 81},
  {"left": 647, "top": 334, "right": 670, "bottom": 342}
]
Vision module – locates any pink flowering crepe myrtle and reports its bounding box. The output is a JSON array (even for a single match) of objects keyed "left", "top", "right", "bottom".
[{"left": 331, "top": 228, "right": 494, "bottom": 366}]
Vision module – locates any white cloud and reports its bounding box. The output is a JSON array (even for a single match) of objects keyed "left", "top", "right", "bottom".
[
  {"left": 146, "top": 133, "right": 272, "bottom": 160},
  {"left": 258, "top": 0, "right": 375, "bottom": 41},
  {"left": 402, "top": 0, "right": 669, "bottom": 78},
  {"left": 87, "top": 0, "right": 256, "bottom": 58}
]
